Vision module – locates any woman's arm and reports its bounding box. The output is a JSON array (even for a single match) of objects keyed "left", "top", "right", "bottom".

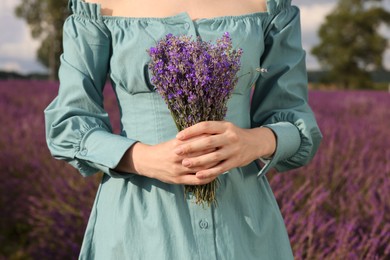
[
  {"left": 44, "top": 1, "right": 137, "bottom": 178},
  {"left": 114, "top": 136, "right": 220, "bottom": 185}
]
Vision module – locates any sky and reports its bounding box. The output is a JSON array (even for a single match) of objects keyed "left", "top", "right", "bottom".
[{"left": 0, "top": 0, "right": 389, "bottom": 74}]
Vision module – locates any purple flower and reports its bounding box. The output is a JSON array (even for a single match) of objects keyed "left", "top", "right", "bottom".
[
  {"left": 147, "top": 32, "right": 242, "bottom": 130},
  {"left": 146, "top": 32, "right": 243, "bottom": 205}
]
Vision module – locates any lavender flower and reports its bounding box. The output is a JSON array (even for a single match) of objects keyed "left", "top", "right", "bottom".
[
  {"left": 147, "top": 32, "right": 243, "bottom": 205},
  {"left": 0, "top": 80, "right": 389, "bottom": 258}
]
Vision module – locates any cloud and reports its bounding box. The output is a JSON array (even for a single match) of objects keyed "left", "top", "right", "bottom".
[
  {"left": 0, "top": 0, "right": 389, "bottom": 72},
  {"left": 0, "top": 61, "right": 22, "bottom": 72},
  {"left": 299, "top": 3, "right": 335, "bottom": 34},
  {"left": 0, "top": 0, "right": 18, "bottom": 9},
  {"left": 0, "top": 28, "right": 40, "bottom": 60},
  {"left": 0, "top": 56, "right": 47, "bottom": 74},
  {"left": 294, "top": 3, "right": 335, "bottom": 69},
  {"left": 0, "top": 0, "right": 24, "bottom": 42},
  {"left": 297, "top": 1, "right": 390, "bottom": 70},
  {"left": 0, "top": 0, "right": 44, "bottom": 73}
]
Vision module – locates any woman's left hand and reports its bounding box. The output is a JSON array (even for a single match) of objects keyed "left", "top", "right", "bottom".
[{"left": 174, "top": 121, "right": 277, "bottom": 179}]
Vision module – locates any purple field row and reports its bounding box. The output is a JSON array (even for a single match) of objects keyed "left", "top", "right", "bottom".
[{"left": 0, "top": 80, "right": 389, "bottom": 259}]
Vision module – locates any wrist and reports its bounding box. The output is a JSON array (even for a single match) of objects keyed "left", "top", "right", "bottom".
[
  {"left": 260, "top": 127, "right": 277, "bottom": 158},
  {"left": 130, "top": 142, "right": 151, "bottom": 176},
  {"left": 248, "top": 127, "right": 276, "bottom": 159},
  {"left": 114, "top": 142, "right": 149, "bottom": 175}
]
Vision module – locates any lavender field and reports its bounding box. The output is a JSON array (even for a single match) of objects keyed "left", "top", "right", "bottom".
[{"left": 0, "top": 80, "right": 389, "bottom": 259}]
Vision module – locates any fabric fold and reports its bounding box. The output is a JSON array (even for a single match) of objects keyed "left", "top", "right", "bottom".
[
  {"left": 44, "top": 11, "right": 137, "bottom": 178},
  {"left": 251, "top": 5, "right": 323, "bottom": 177}
]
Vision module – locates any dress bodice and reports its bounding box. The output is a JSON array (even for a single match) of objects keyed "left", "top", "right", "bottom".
[
  {"left": 44, "top": 1, "right": 322, "bottom": 257},
  {"left": 71, "top": 3, "right": 272, "bottom": 144}
]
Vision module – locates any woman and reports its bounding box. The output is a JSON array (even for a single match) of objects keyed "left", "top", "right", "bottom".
[{"left": 45, "top": 0, "right": 322, "bottom": 258}]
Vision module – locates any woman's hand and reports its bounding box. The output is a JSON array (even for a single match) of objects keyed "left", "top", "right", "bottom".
[
  {"left": 175, "top": 121, "right": 277, "bottom": 179},
  {"left": 115, "top": 135, "right": 218, "bottom": 185}
]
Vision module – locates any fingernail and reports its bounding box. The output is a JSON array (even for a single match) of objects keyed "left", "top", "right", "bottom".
[
  {"left": 196, "top": 173, "right": 205, "bottom": 179},
  {"left": 176, "top": 132, "right": 184, "bottom": 140},
  {"left": 174, "top": 147, "right": 183, "bottom": 155},
  {"left": 182, "top": 159, "right": 191, "bottom": 167}
]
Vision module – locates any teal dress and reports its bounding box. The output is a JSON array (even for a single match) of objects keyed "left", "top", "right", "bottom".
[{"left": 45, "top": 0, "right": 322, "bottom": 259}]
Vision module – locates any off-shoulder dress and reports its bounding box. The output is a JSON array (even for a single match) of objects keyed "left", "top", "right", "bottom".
[{"left": 44, "top": 0, "right": 322, "bottom": 259}]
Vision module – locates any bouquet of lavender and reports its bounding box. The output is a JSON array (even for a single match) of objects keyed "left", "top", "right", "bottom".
[{"left": 147, "top": 32, "right": 243, "bottom": 206}]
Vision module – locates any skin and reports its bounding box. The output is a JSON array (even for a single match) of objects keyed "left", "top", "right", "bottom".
[
  {"left": 85, "top": 0, "right": 268, "bottom": 19},
  {"left": 84, "top": 0, "right": 275, "bottom": 185},
  {"left": 117, "top": 123, "right": 277, "bottom": 185}
]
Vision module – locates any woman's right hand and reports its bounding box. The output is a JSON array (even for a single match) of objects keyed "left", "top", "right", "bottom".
[{"left": 115, "top": 136, "right": 218, "bottom": 185}]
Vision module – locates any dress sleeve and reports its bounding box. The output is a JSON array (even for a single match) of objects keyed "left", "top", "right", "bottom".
[
  {"left": 251, "top": 3, "right": 323, "bottom": 177},
  {"left": 44, "top": 3, "right": 138, "bottom": 178}
]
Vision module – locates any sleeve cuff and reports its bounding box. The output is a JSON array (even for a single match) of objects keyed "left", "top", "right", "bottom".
[
  {"left": 76, "top": 128, "right": 138, "bottom": 178},
  {"left": 256, "top": 121, "right": 301, "bottom": 177}
]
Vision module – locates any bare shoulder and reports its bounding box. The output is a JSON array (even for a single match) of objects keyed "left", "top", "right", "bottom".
[
  {"left": 245, "top": 0, "right": 268, "bottom": 13},
  {"left": 81, "top": 0, "right": 268, "bottom": 17},
  {"left": 257, "top": 0, "right": 268, "bottom": 12},
  {"left": 252, "top": 0, "right": 267, "bottom": 12}
]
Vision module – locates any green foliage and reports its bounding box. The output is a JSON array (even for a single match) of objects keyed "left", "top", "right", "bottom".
[
  {"left": 311, "top": 0, "right": 390, "bottom": 89},
  {"left": 15, "top": 0, "right": 69, "bottom": 80}
]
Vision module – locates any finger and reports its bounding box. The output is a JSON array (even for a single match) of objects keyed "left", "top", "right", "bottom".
[
  {"left": 195, "top": 161, "right": 231, "bottom": 179},
  {"left": 171, "top": 163, "right": 217, "bottom": 177},
  {"left": 183, "top": 161, "right": 219, "bottom": 173},
  {"left": 182, "top": 150, "right": 226, "bottom": 168},
  {"left": 184, "top": 148, "right": 217, "bottom": 159},
  {"left": 176, "top": 121, "right": 227, "bottom": 140},
  {"left": 175, "top": 135, "right": 223, "bottom": 155},
  {"left": 175, "top": 134, "right": 211, "bottom": 147},
  {"left": 177, "top": 174, "right": 217, "bottom": 185}
]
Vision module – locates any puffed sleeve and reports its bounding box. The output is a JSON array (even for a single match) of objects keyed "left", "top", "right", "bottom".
[
  {"left": 251, "top": 3, "right": 322, "bottom": 177},
  {"left": 44, "top": 3, "right": 137, "bottom": 178}
]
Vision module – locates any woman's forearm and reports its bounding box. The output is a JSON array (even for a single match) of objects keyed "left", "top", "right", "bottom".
[
  {"left": 114, "top": 142, "right": 147, "bottom": 175},
  {"left": 245, "top": 127, "right": 277, "bottom": 160}
]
